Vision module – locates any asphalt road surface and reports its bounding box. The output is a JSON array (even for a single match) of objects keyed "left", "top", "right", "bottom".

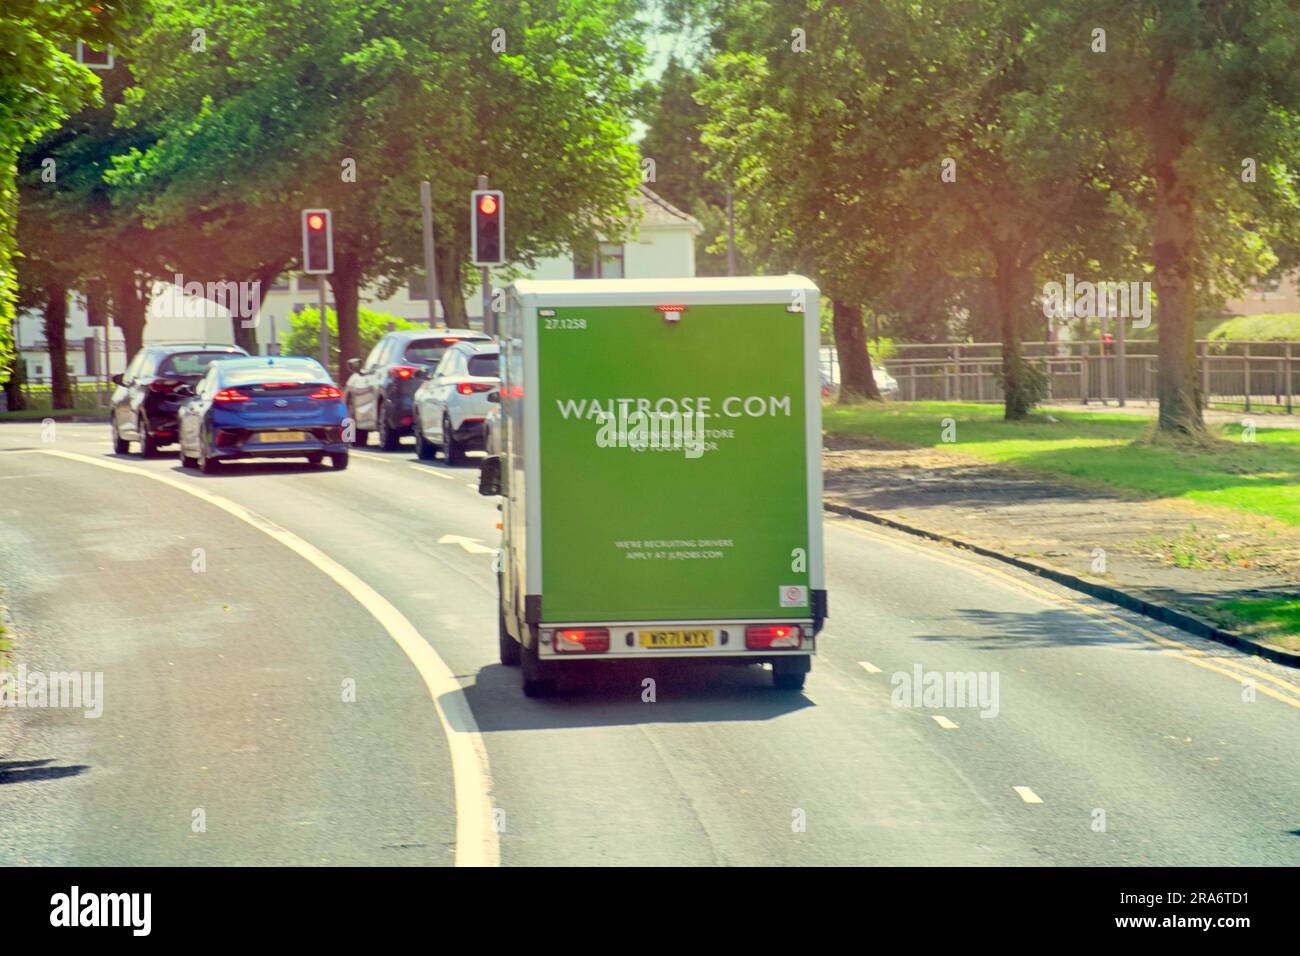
[{"left": 1, "top": 421, "right": 1297, "bottom": 865}]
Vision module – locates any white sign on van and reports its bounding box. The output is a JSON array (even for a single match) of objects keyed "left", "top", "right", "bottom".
[{"left": 779, "top": 585, "right": 808, "bottom": 607}]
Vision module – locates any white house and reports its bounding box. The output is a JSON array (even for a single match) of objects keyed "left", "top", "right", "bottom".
[
  {"left": 16, "top": 185, "right": 701, "bottom": 383},
  {"left": 257, "top": 184, "right": 701, "bottom": 341}
]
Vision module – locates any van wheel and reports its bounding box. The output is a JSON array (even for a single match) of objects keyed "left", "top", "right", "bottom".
[
  {"left": 112, "top": 422, "right": 129, "bottom": 455},
  {"left": 179, "top": 443, "right": 198, "bottom": 469},
  {"left": 499, "top": 593, "right": 521, "bottom": 667},
  {"left": 521, "top": 633, "right": 555, "bottom": 697},
  {"left": 771, "top": 657, "right": 810, "bottom": 691}
]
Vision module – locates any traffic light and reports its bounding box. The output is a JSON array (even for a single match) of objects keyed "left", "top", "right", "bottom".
[
  {"left": 471, "top": 190, "right": 505, "bottom": 266},
  {"left": 302, "top": 209, "right": 334, "bottom": 274}
]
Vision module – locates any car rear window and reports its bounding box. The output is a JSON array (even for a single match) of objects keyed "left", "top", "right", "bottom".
[
  {"left": 221, "top": 366, "right": 327, "bottom": 386},
  {"left": 467, "top": 354, "right": 499, "bottom": 378},
  {"left": 157, "top": 351, "right": 242, "bottom": 377},
  {"left": 404, "top": 336, "right": 487, "bottom": 364}
]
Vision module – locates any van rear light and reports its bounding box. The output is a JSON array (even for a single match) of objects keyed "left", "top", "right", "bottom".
[
  {"left": 213, "top": 388, "right": 250, "bottom": 403},
  {"left": 149, "top": 378, "right": 182, "bottom": 393},
  {"left": 310, "top": 384, "right": 343, "bottom": 399},
  {"left": 457, "top": 382, "right": 494, "bottom": 395},
  {"left": 554, "top": 628, "right": 610, "bottom": 653},
  {"left": 390, "top": 365, "right": 420, "bottom": 380},
  {"left": 745, "top": 625, "right": 803, "bottom": 649}
]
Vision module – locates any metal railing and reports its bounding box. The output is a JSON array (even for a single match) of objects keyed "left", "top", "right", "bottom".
[{"left": 824, "top": 340, "right": 1296, "bottom": 413}]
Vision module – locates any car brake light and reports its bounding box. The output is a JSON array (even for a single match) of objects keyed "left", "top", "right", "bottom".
[
  {"left": 391, "top": 366, "right": 420, "bottom": 380},
  {"left": 456, "top": 382, "right": 494, "bottom": 395},
  {"left": 745, "top": 625, "right": 803, "bottom": 650},
  {"left": 554, "top": 628, "right": 610, "bottom": 653},
  {"left": 310, "top": 385, "right": 343, "bottom": 399},
  {"left": 213, "top": 388, "right": 250, "bottom": 403}
]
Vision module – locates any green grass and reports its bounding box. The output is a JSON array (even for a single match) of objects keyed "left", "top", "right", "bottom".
[
  {"left": 0, "top": 408, "right": 109, "bottom": 422},
  {"left": 823, "top": 401, "right": 1300, "bottom": 525},
  {"left": 1202, "top": 597, "right": 1300, "bottom": 652},
  {"left": 1207, "top": 312, "right": 1300, "bottom": 342}
]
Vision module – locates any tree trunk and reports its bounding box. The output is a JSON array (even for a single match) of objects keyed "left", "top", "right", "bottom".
[
  {"left": 43, "top": 282, "right": 73, "bottom": 408},
  {"left": 2, "top": 353, "right": 25, "bottom": 410},
  {"left": 436, "top": 243, "right": 468, "bottom": 329},
  {"left": 109, "top": 272, "right": 149, "bottom": 359},
  {"left": 831, "top": 299, "right": 881, "bottom": 401},
  {"left": 994, "top": 248, "right": 1030, "bottom": 420},
  {"left": 1151, "top": 108, "right": 1204, "bottom": 437},
  {"left": 328, "top": 256, "right": 361, "bottom": 385}
]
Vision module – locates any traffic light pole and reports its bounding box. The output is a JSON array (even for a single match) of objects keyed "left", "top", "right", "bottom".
[
  {"left": 318, "top": 280, "right": 328, "bottom": 371},
  {"left": 478, "top": 173, "right": 493, "bottom": 336}
]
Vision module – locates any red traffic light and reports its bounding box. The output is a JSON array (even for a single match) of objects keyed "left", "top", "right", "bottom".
[
  {"left": 478, "top": 195, "right": 498, "bottom": 216},
  {"left": 308, "top": 214, "right": 325, "bottom": 231}
]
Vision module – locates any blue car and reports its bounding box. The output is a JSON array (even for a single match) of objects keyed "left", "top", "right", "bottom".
[{"left": 176, "top": 356, "right": 350, "bottom": 472}]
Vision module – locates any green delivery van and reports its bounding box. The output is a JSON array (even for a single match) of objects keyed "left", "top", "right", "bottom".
[{"left": 479, "top": 276, "right": 826, "bottom": 697}]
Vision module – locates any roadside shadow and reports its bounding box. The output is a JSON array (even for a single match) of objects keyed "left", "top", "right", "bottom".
[
  {"left": 0, "top": 758, "right": 89, "bottom": 785},
  {"left": 458, "top": 659, "right": 813, "bottom": 733},
  {"left": 912, "top": 607, "right": 1153, "bottom": 652}
]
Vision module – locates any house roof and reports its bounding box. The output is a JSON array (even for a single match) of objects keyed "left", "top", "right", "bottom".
[{"left": 633, "top": 184, "right": 703, "bottom": 233}]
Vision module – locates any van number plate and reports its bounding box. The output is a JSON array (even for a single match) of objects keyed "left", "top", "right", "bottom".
[{"left": 639, "top": 629, "right": 714, "bottom": 648}]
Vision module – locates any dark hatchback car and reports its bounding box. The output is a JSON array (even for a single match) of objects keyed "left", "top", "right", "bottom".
[
  {"left": 176, "top": 356, "right": 349, "bottom": 473},
  {"left": 110, "top": 344, "right": 249, "bottom": 454},
  {"left": 343, "top": 329, "right": 490, "bottom": 450}
]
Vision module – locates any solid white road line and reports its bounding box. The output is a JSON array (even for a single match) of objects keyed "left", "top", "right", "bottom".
[
  {"left": 410, "top": 465, "right": 454, "bottom": 480},
  {"left": 932, "top": 715, "right": 959, "bottom": 729},
  {"left": 37, "top": 449, "right": 499, "bottom": 867},
  {"left": 1013, "top": 786, "right": 1044, "bottom": 804},
  {"left": 858, "top": 661, "right": 882, "bottom": 674}
]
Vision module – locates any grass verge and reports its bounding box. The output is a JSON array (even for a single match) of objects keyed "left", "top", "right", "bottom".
[
  {"left": 1200, "top": 598, "right": 1300, "bottom": 653},
  {"left": 823, "top": 401, "right": 1300, "bottom": 526}
]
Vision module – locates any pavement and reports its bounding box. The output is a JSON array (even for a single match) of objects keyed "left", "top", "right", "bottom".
[{"left": 1, "top": 420, "right": 1298, "bottom": 865}]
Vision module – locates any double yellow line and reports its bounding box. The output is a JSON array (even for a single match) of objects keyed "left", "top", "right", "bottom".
[{"left": 835, "top": 518, "right": 1300, "bottom": 710}]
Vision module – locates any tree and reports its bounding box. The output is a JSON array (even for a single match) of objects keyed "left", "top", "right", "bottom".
[
  {"left": 1030, "top": 0, "right": 1300, "bottom": 437},
  {"left": 282, "top": 307, "right": 421, "bottom": 371},
  {"left": 0, "top": 1, "right": 141, "bottom": 381},
  {"left": 113, "top": 0, "right": 647, "bottom": 384}
]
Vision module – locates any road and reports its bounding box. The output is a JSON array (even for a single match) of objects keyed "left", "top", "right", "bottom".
[{"left": 1, "top": 420, "right": 1297, "bottom": 865}]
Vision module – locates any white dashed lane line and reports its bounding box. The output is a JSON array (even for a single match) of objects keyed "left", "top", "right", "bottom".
[{"left": 1013, "top": 786, "right": 1044, "bottom": 804}]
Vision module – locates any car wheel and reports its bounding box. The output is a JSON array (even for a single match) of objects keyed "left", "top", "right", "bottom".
[
  {"left": 197, "top": 434, "right": 221, "bottom": 474},
  {"left": 443, "top": 414, "right": 465, "bottom": 464},
  {"left": 377, "top": 402, "right": 400, "bottom": 451},
  {"left": 414, "top": 414, "right": 436, "bottom": 461},
  {"left": 138, "top": 416, "right": 158, "bottom": 457},
  {"left": 306, "top": 454, "right": 324, "bottom": 466},
  {"left": 329, "top": 452, "right": 349, "bottom": 470},
  {"left": 499, "top": 576, "right": 521, "bottom": 667},
  {"left": 111, "top": 421, "right": 129, "bottom": 455}
]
